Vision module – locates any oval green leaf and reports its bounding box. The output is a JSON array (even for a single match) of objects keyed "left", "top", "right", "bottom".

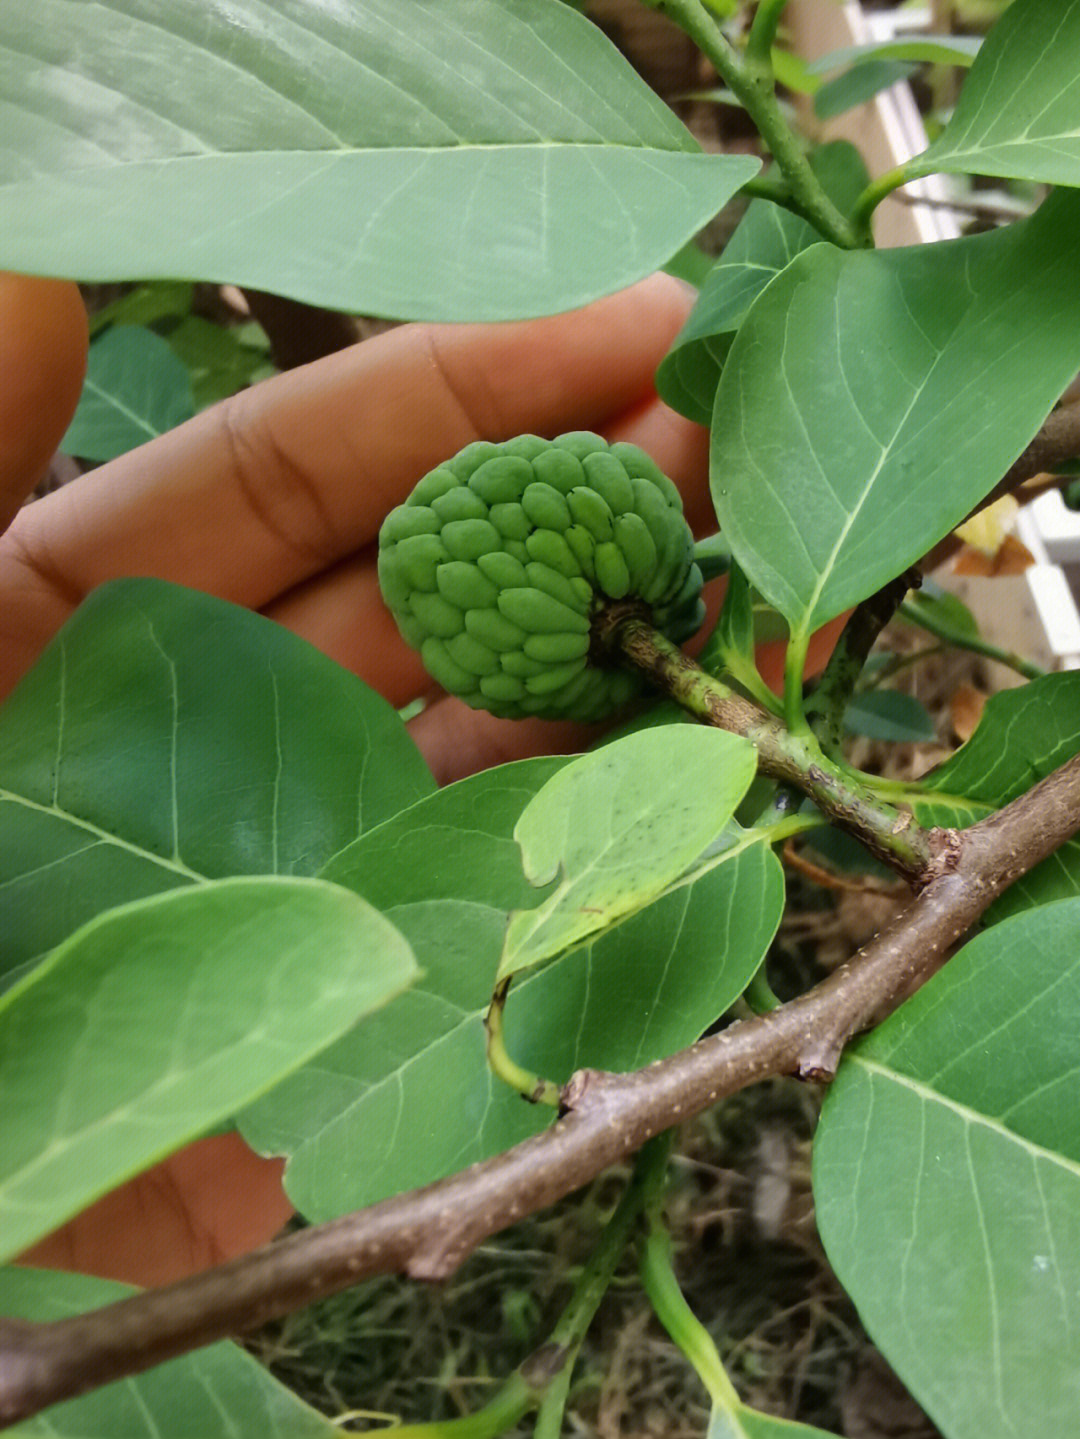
[
  {"left": 814, "top": 897, "right": 1080, "bottom": 1437},
  {"left": 912, "top": 670, "right": 1080, "bottom": 920},
  {"left": 813, "top": 60, "right": 917, "bottom": 122},
  {"left": 913, "top": 0, "right": 1080, "bottom": 188},
  {"left": 239, "top": 759, "right": 781, "bottom": 1218},
  {"left": 499, "top": 726, "right": 757, "bottom": 980},
  {"left": 0, "top": 877, "right": 416, "bottom": 1260},
  {"left": 61, "top": 327, "right": 195, "bottom": 462},
  {"left": 657, "top": 143, "right": 869, "bottom": 426},
  {"left": 709, "top": 1404, "right": 838, "bottom": 1438},
  {"left": 901, "top": 581, "right": 981, "bottom": 644},
  {"left": 0, "top": 579, "right": 434, "bottom": 986},
  {"left": 0, "top": 0, "right": 758, "bottom": 320},
  {"left": 843, "top": 689, "right": 935, "bottom": 743},
  {"left": 808, "top": 36, "right": 982, "bottom": 72},
  {"left": 712, "top": 189, "right": 1080, "bottom": 641},
  {"left": 919, "top": 670, "right": 1080, "bottom": 807}
]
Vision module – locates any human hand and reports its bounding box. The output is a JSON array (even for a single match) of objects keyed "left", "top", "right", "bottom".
[
  {"left": 0, "top": 272, "right": 718, "bottom": 781},
  {"left": 2, "top": 271, "right": 717, "bottom": 1285}
]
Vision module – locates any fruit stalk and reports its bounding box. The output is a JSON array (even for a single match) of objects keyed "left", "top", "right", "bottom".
[{"left": 603, "top": 612, "right": 937, "bottom": 881}]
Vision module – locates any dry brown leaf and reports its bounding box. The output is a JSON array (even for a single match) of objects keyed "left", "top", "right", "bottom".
[
  {"left": 952, "top": 532, "right": 1035, "bottom": 576},
  {"left": 950, "top": 682, "right": 987, "bottom": 742}
]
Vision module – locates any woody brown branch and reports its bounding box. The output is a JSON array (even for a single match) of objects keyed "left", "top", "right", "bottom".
[{"left": 3, "top": 749, "right": 1080, "bottom": 1427}]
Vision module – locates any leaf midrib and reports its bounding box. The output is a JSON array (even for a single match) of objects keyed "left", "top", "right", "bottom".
[
  {"left": 853, "top": 1055, "right": 1080, "bottom": 1176},
  {"left": 4, "top": 138, "right": 717, "bottom": 183},
  {"left": 0, "top": 788, "right": 206, "bottom": 882}
]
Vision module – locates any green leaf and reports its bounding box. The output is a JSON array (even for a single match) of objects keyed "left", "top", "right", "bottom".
[
  {"left": 808, "top": 36, "right": 982, "bottom": 73},
  {"left": 911, "top": 671, "right": 1080, "bottom": 919},
  {"left": 814, "top": 897, "right": 1080, "bottom": 1437},
  {"left": 844, "top": 689, "right": 935, "bottom": 742},
  {"left": 60, "top": 327, "right": 195, "bottom": 461},
  {"left": 240, "top": 759, "right": 782, "bottom": 1217},
  {"left": 901, "top": 580, "right": 981, "bottom": 642},
  {"left": 664, "top": 239, "right": 717, "bottom": 290},
  {"left": 0, "top": 0, "right": 758, "bottom": 321},
  {"left": 913, "top": 0, "right": 1080, "bottom": 188},
  {"left": 712, "top": 188, "right": 1080, "bottom": 642},
  {"left": 991, "top": 837, "right": 1080, "bottom": 919},
  {"left": 86, "top": 281, "right": 196, "bottom": 337},
  {"left": 919, "top": 670, "right": 1080, "bottom": 806},
  {"left": 0, "top": 579, "right": 433, "bottom": 985},
  {"left": 0, "top": 877, "right": 415, "bottom": 1260},
  {"left": 165, "top": 314, "right": 275, "bottom": 409},
  {"left": 499, "top": 727, "right": 757, "bottom": 980},
  {"left": 657, "top": 143, "right": 870, "bottom": 425},
  {"left": 814, "top": 62, "right": 917, "bottom": 123},
  {"left": 82, "top": 294, "right": 275, "bottom": 410},
  {"left": 0, "top": 1267, "right": 338, "bottom": 1436},
  {"left": 769, "top": 47, "right": 822, "bottom": 97}
]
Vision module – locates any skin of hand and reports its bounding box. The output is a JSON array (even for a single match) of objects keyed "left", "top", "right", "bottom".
[{"left": 3, "top": 271, "right": 842, "bottom": 1287}]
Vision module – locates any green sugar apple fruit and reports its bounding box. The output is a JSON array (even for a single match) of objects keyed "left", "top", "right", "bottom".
[{"left": 377, "top": 431, "right": 705, "bottom": 721}]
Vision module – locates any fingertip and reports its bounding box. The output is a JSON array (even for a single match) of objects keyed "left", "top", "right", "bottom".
[
  {"left": 618, "top": 269, "right": 698, "bottom": 326},
  {"left": 0, "top": 274, "right": 88, "bottom": 528}
]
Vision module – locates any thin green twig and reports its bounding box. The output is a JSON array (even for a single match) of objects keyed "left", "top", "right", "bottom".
[
  {"left": 864, "top": 643, "right": 948, "bottom": 687},
  {"left": 385, "top": 1136, "right": 677, "bottom": 1439},
  {"left": 644, "top": 0, "right": 860, "bottom": 249},
  {"left": 535, "top": 1132, "right": 676, "bottom": 1435},
  {"left": 531, "top": 1362, "right": 574, "bottom": 1439},
  {"left": 385, "top": 1373, "right": 535, "bottom": 1439},
  {"left": 898, "top": 600, "right": 1046, "bottom": 683},
  {"left": 739, "top": 173, "right": 823, "bottom": 227},
  {"left": 745, "top": 0, "right": 790, "bottom": 71},
  {"left": 639, "top": 1191, "right": 739, "bottom": 1409},
  {"left": 852, "top": 163, "right": 915, "bottom": 242}
]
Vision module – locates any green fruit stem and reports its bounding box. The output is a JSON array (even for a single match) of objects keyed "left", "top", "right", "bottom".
[{"left": 603, "top": 612, "right": 935, "bottom": 882}]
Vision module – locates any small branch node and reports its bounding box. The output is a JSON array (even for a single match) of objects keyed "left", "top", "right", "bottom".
[
  {"left": 520, "top": 1342, "right": 570, "bottom": 1388},
  {"left": 918, "top": 827, "right": 965, "bottom": 889},
  {"left": 559, "top": 1067, "right": 623, "bottom": 1119},
  {"left": 795, "top": 1041, "right": 844, "bottom": 1083}
]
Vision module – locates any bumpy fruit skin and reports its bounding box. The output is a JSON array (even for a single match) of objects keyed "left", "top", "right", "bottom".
[{"left": 378, "top": 432, "right": 705, "bottom": 721}]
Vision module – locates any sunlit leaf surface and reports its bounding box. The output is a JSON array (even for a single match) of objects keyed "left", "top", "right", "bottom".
[{"left": 0, "top": 0, "right": 757, "bottom": 319}]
